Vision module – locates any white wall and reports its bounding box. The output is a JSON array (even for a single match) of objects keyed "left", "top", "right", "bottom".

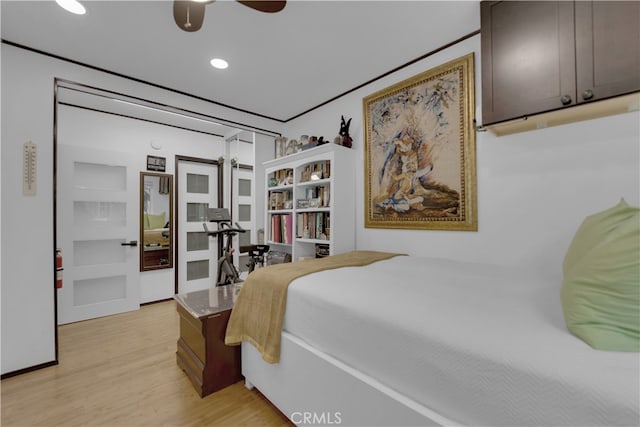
[
  {"left": 2, "top": 45, "right": 58, "bottom": 374},
  {"left": 1, "top": 43, "right": 282, "bottom": 375},
  {"left": 282, "top": 34, "right": 640, "bottom": 283}
]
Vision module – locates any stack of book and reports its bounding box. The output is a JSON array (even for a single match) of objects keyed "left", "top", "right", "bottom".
[
  {"left": 270, "top": 214, "right": 293, "bottom": 244},
  {"left": 269, "top": 190, "right": 292, "bottom": 210},
  {"left": 299, "top": 185, "right": 330, "bottom": 207},
  {"left": 296, "top": 212, "right": 330, "bottom": 240},
  {"left": 300, "top": 160, "right": 331, "bottom": 182}
]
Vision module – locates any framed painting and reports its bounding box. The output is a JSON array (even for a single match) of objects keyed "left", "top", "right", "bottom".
[{"left": 363, "top": 53, "right": 477, "bottom": 231}]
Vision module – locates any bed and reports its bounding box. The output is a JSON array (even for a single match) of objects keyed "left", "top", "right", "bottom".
[{"left": 231, "top": 254, "right": 639, "bottom": 426}]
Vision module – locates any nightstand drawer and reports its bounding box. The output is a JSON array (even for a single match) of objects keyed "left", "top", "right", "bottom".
[{"left": 178, "top": 304, "right": 205, "bottom": 362}]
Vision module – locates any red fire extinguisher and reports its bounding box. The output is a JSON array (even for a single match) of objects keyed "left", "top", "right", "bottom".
[{"left": 56, "top": 249, "right": 63, "bottom": 289}]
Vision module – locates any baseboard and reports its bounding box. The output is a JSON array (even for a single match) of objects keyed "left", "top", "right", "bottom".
[{"left": 1, "top": 360, "right": 58, "bottom": 379}]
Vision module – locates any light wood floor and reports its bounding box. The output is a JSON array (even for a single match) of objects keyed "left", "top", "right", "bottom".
[{"left": 1, "top": 300, "right": 293, "bottom": 427}]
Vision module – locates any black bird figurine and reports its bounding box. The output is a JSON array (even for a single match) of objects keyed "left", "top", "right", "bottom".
[{"left": 339, "top": 115, "right": 353, "bottom": 148}]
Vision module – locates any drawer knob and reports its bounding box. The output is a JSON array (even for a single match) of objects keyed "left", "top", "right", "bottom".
[
  {"left": 582, "top": 89, "right": 594, "bottom": 100},
  {"left": 560, "top": 94, "right": 572, "bottom": 105}
]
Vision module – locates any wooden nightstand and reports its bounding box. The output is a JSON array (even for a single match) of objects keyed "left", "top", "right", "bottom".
[{"left": 174, "top": 285, "right": 242, "bottom": 397}]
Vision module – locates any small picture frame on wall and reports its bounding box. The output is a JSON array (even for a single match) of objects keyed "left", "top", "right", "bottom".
[{"left": 147, "top": 155, "right": 166, "bottom": 172}]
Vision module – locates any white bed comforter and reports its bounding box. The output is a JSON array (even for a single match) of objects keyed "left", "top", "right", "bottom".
[{"left": 282, "top": 256, "right": 639, "bottom": 426}]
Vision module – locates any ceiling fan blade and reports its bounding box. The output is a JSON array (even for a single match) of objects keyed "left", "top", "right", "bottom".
[
  {"left": 173, "top": 1, "right": 206, "bottom": 32},
  {"left": 236, "top": 1, "right": 286, "bottom": 13}
]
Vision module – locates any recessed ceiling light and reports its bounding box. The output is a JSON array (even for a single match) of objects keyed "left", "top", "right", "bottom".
[
  {"left": 55, "top": 0, "right": 86, "bottom": 15},
  {"left": 210, "top": 58, "right": 229, "bottom": 70}
]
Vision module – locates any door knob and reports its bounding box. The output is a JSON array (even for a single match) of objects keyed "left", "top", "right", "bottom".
[
  {"left": 582, "top": 89, "right": 594, "bottom": 100},
  {"left": 560, "top": 94, "right": 572, "bottom": 105},
  {"left": 121, "top": 240, "right": 138, "bottom": 247}
]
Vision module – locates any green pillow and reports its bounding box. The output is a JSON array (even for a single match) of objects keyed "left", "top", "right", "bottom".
[
  {"left": 144, "top": 212, "right": 166, "bottom": 230},
  {"left": 561, "top": 198, "right": 640, "bottom": 351}
]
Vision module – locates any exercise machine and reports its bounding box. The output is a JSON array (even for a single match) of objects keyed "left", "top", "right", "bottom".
[{"left": 203, "top": 208, "right": 246, "bottom": 286}]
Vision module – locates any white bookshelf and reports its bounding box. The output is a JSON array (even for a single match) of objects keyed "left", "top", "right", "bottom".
[{"left": 263, "top": 143, "right": 355, "bottom": 261}]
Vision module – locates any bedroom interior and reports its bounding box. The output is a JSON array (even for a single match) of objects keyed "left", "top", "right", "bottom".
[{"left": 1, "top": 1, "right": 639, "bottom": 426}]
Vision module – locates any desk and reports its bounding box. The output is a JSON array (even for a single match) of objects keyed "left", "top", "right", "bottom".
[
  {"left": 143, "top": 246, "right": 170, "bottom": 268},
  {"left": 174, "top": 285, "right": 242, "bottom": 397}
]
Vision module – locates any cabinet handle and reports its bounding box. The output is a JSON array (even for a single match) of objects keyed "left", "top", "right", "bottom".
[
  {"left": 207, "top": 313, "right": 222, "bottom": 319},
  {"left": 582, "top": 89, "right": 594, "bottom": 101},
  {"left": 560, "top": 94, "right": 572, "bottom": 105},
  {"left": 121, "top": 240, "right": 138, "bottom": 247}
]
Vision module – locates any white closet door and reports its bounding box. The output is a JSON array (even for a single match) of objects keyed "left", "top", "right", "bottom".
[
  {"left": 177, "top": 160, "right": 220, "bottom": 294},
  {"left": 57, "top": 145, "right": 140, "bottom": 325}
]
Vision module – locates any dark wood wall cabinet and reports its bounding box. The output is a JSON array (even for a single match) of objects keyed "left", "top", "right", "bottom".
[{"left": 481, "top": 1, "right": 640, "bottom": 127}]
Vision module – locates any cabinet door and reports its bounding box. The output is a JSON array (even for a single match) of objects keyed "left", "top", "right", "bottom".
[
  {"left": 575, "top": 1, "right": 640, "bottom": 103},
  {"left": 481, "top": 1, "right": 576, "bottom": 125}
]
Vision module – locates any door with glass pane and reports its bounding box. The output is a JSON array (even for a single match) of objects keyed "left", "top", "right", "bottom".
[
  {"left": 232, "top": 164, "right": 254, "bottom": 277},
  {"left": 176, "top": 158, "right": 221, "bottom": 294},
  {"left": 57, "top": 145, "right": 140, "bottom": 325}
]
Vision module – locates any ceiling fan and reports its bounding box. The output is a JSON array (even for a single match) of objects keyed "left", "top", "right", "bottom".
[{"left": 173, "top": 0, "right": 286, "bottom": 32}]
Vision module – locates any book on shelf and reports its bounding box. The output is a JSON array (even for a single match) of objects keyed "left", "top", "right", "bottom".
[
  {"left": 295, "top": 212, "right": 330, "bottom": 240},
  {"left": 315, "top": 212, "right": 322, "bottom": 238},
  {"left": 269, "top": 189, "right": 291, "bottom": 210},
  {"left": 283, "top": 214, "right": 293, "bottom": 244},
  {"left": 296, "top": 213, "right": 304, "bottom": 238},
  {"left": 298, "top": 185, "right": 330, "bottom": 208},
  {"left": 300, "top": 160, "right": 331, "bottom": 182},
  {"left": 271, "top": 213, "right": 293, "bottom": 244},
  {"left": 271, "top": 214, "right": 280, "bottom": 242},
  {"left": 269, "top": 168, "right": 293, "bottom": 187}
]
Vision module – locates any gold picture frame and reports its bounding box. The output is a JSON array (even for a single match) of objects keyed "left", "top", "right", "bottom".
[{"left": 363, "top": 53, "right": 477, "bottom": 231}]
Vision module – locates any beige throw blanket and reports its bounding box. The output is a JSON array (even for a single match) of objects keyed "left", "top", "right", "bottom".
[{"left": 225, "top": 250, "right": 404, "bottom": 363}]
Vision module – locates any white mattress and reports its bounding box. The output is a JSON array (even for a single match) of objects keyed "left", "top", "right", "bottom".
[{"left": 282, "top": 256, "right": 640, "bottom": 426}]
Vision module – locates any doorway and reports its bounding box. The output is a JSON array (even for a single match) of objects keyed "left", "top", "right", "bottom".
[
  {"left": 54, "top": 80, "right": 267, "bottom": 323},
  {"left": 175, "top": 156, "right": 223, "bottom": 294}
]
